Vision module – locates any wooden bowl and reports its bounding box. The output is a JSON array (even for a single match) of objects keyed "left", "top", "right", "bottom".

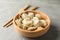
[{"left": 13, "top": 10, "right": 51, "bottom": 38}]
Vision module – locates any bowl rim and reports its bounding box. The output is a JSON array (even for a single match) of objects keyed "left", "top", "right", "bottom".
[{"left": 13, "top": 10, "right": 51, "bottom": 33}]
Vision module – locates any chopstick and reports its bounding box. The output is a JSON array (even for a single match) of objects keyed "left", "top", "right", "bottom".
[
  {"left": 6, "top": 22, "right": 13, "bottom": 27},
  {"left": 3, "top": 19, "right": 13, "bottom": 27},
  {"left": 31, "top": 6, "right": 39, "bottom": 10},
  {"left": 3, "top": 4, "right": 31, "bottom": 27},
  {"left": 3, "top": 5, "right": 39, "bottom": 27}
]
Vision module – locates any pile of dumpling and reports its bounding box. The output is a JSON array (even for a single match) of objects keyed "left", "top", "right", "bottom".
[{"left": 15, "top": 12, "right": 47, "bottom": 31}]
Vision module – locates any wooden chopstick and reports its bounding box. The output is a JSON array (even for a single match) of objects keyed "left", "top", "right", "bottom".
[
  {"left": 6, "top": 22, "right": 13, "bottom": 27},
  {"left": 3, "top": 19, "right": 13, "bottom": 27},
  {"left": 31, "top": 6, "right": 39, "bottom": 10},
  {"left": 23, "top": 4, "right": 31, "bottom": 10},
  {"left": 3, "top": 4, "right": 31, "bottom": 27},
  {"left": 18, "top": 4, "right": 31, "bottom": 14}
]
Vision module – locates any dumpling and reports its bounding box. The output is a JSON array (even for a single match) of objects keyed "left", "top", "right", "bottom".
[
  {"left": 25, "top": 17, "right": 30, "bottom": 20},
  {"left": 34, "top": 20, "right": 40, "bottom": 27},
  {"left": 39, "top": 20, "right": 47, "bottom": 27},
  {"left": 32, "top": 17, "right": 40, "bottom": 27},
  {"left": 27, "top": 27, "right": 37, "bottom": 31},
  {"left": 22, "top": 19, "right": 33, "bottom": 30},
  {"left": 15, "top": 19, "right": 22, "bottom": 28},
  {"left": 32, "top": 17, "right": 39, "bottom": 21},
  {"left": 28, "top": 12, "right": 34, "bottom": 19},
  {"left": 21, "top": 13, "right": 28, "bottom": 19},
  {"left": 35, "top": 14, "right": 41, "bottom": 19},
  {"left": 19, "top": 18, "right": 22, "bottom": 22}
]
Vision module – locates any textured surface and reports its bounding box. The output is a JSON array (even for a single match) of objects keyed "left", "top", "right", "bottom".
[{"left": 0, "top": 0, "right": 60, "bottom": 40}]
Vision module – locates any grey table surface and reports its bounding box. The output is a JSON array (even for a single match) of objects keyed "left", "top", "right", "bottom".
[{"left": 0, "top": 0, "right": 60, "bottom": 40}]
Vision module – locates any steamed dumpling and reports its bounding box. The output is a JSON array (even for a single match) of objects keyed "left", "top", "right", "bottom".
[
  {"left": 25, "top": 17, "right": 30, "bottom": 20},
  {"left": 32, "top": 17, "right": 39, "bottom": 21},
  {"left": 39, "top": 20, "right": 47, "bottom": 27},
  {"left": 19, "top": 18, "right": 22, "bottom": 22},
  {"left": 22, "top": 19, "right": 33, "bottom": 29},
  {"left": 15, "top": 19, "right": 22, "bottom": 28},
  {"left": 35, "top": 14, "right": 41, "bottom": 19},
  {"left": 27, "top": 27, "right": 37, "bottom": 31},
  {"left": 28, "top": 12, "right": 34, "bottom": 19},
  {"left": 21, "top": 13, "right": 28, "bottom": 19},
  {"left": 32, "top": 17, "right": 40, "bottom": 27}
]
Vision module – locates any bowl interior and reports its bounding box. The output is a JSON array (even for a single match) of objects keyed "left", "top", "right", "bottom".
[{"left": 13, "top": 10, "right": 51, "bottom": 32}]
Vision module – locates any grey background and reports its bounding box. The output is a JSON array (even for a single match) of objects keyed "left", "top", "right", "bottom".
[{"left": 0, "top": 0, "right": 60, "bottom": 40}]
